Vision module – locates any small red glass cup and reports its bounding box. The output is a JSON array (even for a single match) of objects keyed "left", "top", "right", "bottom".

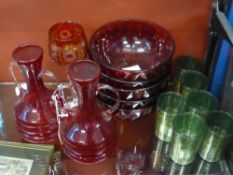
[
  {"left": 49, "top": 21, "right": 88, "bottom": 65},
  {"left": 90, "top": 19, "right": 175, "bottom": 81}
]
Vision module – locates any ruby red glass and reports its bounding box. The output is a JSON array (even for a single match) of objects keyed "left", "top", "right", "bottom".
[
  {"left": 52, "top": 60, "right": 118, "bottom": 163},
  {"left": 49, "top": 21, "right": 88, "bottom": 65},
  {"left": 99, "top": 97, "right": 155, "bottom": 121},
  {"left": 89, "top": 19, "right": 175, "bottom": 81},
  {"left": 11, "top": 43, "right": 58, "bottom": 144},
  {"left": 100, "top": 74, "right": 168, "bottom": 100},
  {"left": 100, "top": 70, "right": 170, "bottom": 90}
]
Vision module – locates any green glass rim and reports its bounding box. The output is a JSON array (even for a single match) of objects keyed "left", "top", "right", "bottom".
[
  {"left": 157, "top": 91, "right": 186, "bottom": 114},
  {"left": 186, "top": 90, "right": 219, "bottom": 111},
  {"left": 206, "top": 110, "right": 233, "bottom": 137},
  {"left": 173, "top": 112, "right": 206, "bottom": 139},
  {"left": 179, "top": 70, "right": 208, "bottom": 90},
  {"left": 175, "top": 55, "right": 203, "bottom": 73}
]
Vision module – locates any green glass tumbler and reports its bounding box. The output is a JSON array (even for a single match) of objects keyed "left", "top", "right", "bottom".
[
  {"left": 198, "top": 111, "right": 233, "bottom": 162},
  {"left": 155, "top": 92, "right": 187, "bottom": 142},
  {"left": 150, "top": 137, "right": 169, "bottom": 172},
  {"left": 178, "top": 70, "right": 209, "bottom": 97},
  {"left": 173, "top": 55, "right": 203, "bottom": 91},
  {"left": 174, "top": 55, "right": 203, "bottom": 78},
  {"left": 186, "top": 90, "right": 218, "bottom": 118},
  {"left": 169, "top": 113, "right": 206, "bottom": 165},
  {"left": 164, "top": 159, "right": 192, "bottom": 175}
]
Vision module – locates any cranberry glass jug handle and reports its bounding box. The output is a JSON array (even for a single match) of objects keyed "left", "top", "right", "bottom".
[
  {"left": 97, "top": 84, "right": 120, "bottom": 121},
  {"left": 39, "top": 70, "right": 60, "bottom": 84},
  {"left": 9, "top": 61, "right": 59, "bottom": 96},
  {"left": 52, "top": 84, "right": 79, "bottom": 145},
  {"left": 9, "top": 61, "right": 26, "bottom": 96},
  {"left": 52, "top": 84, "right": 79, "bottom": 118}
]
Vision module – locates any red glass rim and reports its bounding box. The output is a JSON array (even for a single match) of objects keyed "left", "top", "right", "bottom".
[
  {"left": 98, "top": 91, "right": 158, "bottom": 103},
  {"left": 100, "top": 73, "right": 169, "bottom": 91},
  {"left": 101, "top": 99, "right": 155, "bottom": 112},
  {"left": 12, "top": 43, "right": 43, "bottom": 64},
  {"left": 68, "top": 60, "right": 101, "bottom": 83},
  {"left": 100, "top": 101, "right": 155, "bottom": 120},
  {"left": 100, "top": 70, "right": 169, "bottom": 87},
  {"left": 90, "top": 19, "right": 175, "bottom": 73},
  {"left": 49, "top": 20, "right": 85, "bottom": 43}
]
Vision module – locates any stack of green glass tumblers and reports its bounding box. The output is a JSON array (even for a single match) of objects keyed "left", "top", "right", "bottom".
[{"left": 154, "top": 55, "right": 233, "bottom": 166}]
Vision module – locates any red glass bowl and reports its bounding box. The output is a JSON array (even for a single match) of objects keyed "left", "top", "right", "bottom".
[
  {"left": 99, "top": 76, "right": 169, "bottom": 100},
  {"left": 90, "top": 19, "right": 175, "bottom": 81},
  {"left": 100, "top": 70, "right": 170, "bottom": 90},
  {"left": 97, "top": 92, "right": 157, "bottom": 109},
  {"left": 102, "top": 103, "right": 155, "bottom": 121}
]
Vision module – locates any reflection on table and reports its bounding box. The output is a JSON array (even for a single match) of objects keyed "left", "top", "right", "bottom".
[{"left": 149, "top": 136, "right": 231, "bottom": 175}]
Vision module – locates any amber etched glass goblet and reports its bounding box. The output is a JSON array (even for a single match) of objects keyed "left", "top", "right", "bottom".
[{"left": 49, "top": 21, "right": 87, "bottom": 65}]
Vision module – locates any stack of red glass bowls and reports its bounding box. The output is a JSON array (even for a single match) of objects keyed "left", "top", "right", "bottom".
[{"left": 89, "top": 20, "right": 175, "bottom": 120}]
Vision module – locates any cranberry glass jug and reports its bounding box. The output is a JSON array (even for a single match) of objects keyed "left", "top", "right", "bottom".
[
  {"left": 52, "top": 60, "right": 119, "bottom": 163},
  {"left": 10, "top": 43, "right": 58, "bottom": 144}
]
